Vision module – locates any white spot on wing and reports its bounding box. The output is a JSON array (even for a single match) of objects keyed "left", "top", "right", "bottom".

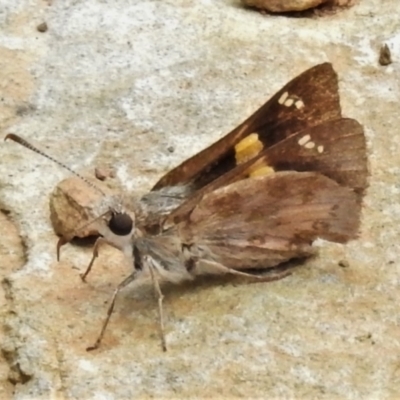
[
  {"left": 317, "top": 145, "right": 324, "bottom": 153},
  {"left": 298, "top": 134, "right": 311, "bottom": 146},
  {"left": 305, "top": 141, "right": 315, "bottom": 149},
  {"left": 278, "top": 91, "right": 289, "bottom": 104},
  {"left": 284, "top": 98, "right": 294, "bottom": 107},
  {"left": 295, "top": 100, "right": 305, "bottom": 109}
]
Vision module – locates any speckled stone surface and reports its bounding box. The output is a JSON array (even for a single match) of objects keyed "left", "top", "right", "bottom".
[{"left": 1, "top": 0, "right": 400, "bottom": 398}]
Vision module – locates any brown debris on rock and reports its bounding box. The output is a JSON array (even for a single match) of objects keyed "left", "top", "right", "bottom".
[{"left": 241, "top": 0, "right": 356, "bottom": 13}]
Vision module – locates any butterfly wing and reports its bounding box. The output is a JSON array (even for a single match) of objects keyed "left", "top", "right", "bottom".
[
  {"left": 152, "top": 63, "right": 341, "bottom": 192},
  {"left": 162, "top": 117, "right": 367, "bottom": 228},
  {"left": 179, "top": 171, "right": 360, "bottom": 271}
]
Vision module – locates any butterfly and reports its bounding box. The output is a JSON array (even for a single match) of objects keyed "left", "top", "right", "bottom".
[{"left": 6, "top": 62, "right": 368, "bottom": 351}]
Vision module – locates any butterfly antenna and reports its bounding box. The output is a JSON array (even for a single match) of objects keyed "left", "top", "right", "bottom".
[{"left": 5, "top": 133, "right": 106, "bottom": 196}]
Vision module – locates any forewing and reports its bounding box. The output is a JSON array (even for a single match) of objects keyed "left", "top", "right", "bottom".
[
  {"left": 152, "top": 63, "right": 341, "bottom": 192},
  {"left": 163, "top": 118, "right": 367, "bottom": 228},
  {"left": 180, "top": 172, "right": 360, "bottom": 270},
  {"left": 247, "top": 118, "right": 368, "bottom": 194}
]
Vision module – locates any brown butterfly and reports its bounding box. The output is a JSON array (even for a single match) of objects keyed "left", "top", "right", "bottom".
[{"left": 5, "top": 62, "right": 368, "bottom": 352}]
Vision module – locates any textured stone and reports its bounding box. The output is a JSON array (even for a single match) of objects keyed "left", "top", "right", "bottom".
[{"left": 1, "top": 0, "right": 400, "bottom": 399}]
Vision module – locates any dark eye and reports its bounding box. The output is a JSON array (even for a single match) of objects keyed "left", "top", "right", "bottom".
[{"left": 108, "top": 212, "right": 133, "bottom": 236}]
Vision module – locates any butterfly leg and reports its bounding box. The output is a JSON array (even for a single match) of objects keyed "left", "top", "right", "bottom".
[
  {"left": 147, "top": 259, "right": 167, "bottom": 352},
  {"left": 80, "top": 237, "right": 108, "bottom": 281},
  {"left": 86, "top": 271, "right": 138, "bottom": 351},
  {"left": 195, "top": 259, "right": 293, "bottom": 282}
]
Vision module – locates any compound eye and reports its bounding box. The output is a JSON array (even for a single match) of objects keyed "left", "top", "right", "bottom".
[{"left": 108, "top": 212, "right": 133, "bottom": 236}]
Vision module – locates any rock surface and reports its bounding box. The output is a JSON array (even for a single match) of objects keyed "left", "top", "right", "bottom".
[
  {"left": 242, "top": 0, "right": 327, "bottom": 12},
  {"left": 1, "top": 0, "right": 400, "bottom": 399}
]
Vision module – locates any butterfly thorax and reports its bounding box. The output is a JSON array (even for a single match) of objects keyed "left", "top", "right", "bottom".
[
  {"left": 135, "top": 185, "right": 193, "bottom": 235},
  {"left": 134, "top": 230, "right": 193, "bottom": 284}
]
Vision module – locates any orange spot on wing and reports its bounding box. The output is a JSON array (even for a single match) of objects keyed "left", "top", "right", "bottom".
[{"left": 235, "top": 133, "right": 264, "bottom": 164}]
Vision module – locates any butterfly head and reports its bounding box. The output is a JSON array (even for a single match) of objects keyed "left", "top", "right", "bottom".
[{"left": 108, "top": 211, "right": 134, "bottom": 236}]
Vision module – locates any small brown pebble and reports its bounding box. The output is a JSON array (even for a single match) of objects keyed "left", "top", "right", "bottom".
[
  {"left": 379, "top": 44, "right": 392, "bottom": 66},
  {"left": 338, "top": 259, "right": 350, "bottom": 268},
  {"left": 95, "top": 166, "right": 115, "bottom": 181},
  {"left": 37, "top": 22, "right": 48, "bottom": 33},
  {"left": 241, "top": 0, "right": 325, "bottom": 12},
  {"left": 49, "top": 176, "right": 116, "bottom": 238},
  {"left": 241, "top": 0, "right": 355, "bottom": 12}
]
